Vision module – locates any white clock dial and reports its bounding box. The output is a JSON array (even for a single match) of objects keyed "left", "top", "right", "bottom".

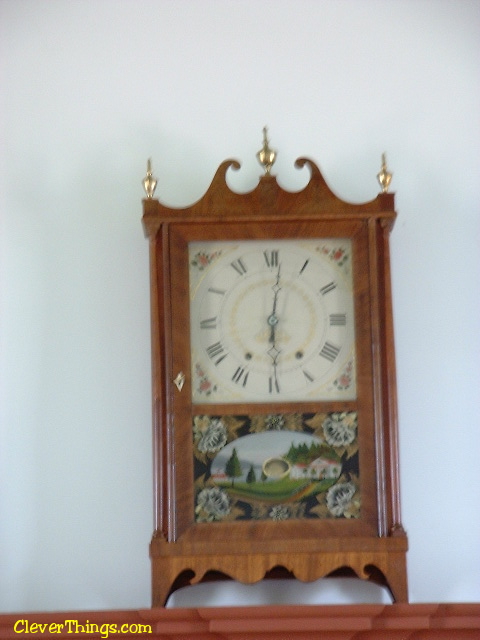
[{"left": 189, "top": 239, "right": 356, "bottom": 403}]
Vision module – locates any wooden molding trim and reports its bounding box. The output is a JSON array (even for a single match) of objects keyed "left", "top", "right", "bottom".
[{"left": 1, "top": 603, "right": 479, "bottom": 638}]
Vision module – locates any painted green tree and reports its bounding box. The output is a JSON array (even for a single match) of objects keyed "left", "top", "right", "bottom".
[
  {"left": 246, "top": 465, "right": 256, "bottom": 484},
  {"left": 225, "top": 447, "right": 242, "bottom": 486}
]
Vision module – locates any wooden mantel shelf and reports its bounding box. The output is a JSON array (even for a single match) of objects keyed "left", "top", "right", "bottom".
[{"left": 1, "top": 603, "right": 479, "bottom": 639}]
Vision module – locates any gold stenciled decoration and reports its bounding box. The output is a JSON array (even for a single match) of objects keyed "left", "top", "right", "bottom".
[
  {"left": 256, "top": 126, "right": 277, "bottom": 175},
  {"left": 142, "top": 158, "right": 157, "bottom": 198},
  {"left": 377, "top": 153, "right": 392, "bottom": 193}
]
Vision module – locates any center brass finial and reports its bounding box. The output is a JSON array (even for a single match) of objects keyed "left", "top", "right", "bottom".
[{"left": 256, "top": 126, "right": 277, "bottom": 175}]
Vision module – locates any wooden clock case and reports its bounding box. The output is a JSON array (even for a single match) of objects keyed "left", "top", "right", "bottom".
[{"left": 142, "top": 157, "right": 408, "bottom": 606}]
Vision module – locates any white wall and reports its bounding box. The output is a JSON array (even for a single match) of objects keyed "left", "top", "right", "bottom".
[{"left": 1, "top": 0, "right": 479, "bottom": 612}]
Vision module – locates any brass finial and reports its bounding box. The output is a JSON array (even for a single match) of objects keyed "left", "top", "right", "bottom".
[
  {"left": 256, "top": 126, "right": 277, "bottom": 175},
  {"left": 377, "top": 153, "right": 392, "bottom": 193},
  {"left": 143, "top": 158, "right": 157, "bottom": 198}
]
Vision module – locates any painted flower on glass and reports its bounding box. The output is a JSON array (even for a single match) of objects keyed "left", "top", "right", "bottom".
[
  {"left": 326, "top": 481, "right": 356, "bottom": 516},
  {"left": 322, "top": 412, "right": 357, "bottom": 447},
  {"left": 269, "top": 505, "right": 290, "bottom": 521},
  {"left": 265, "top": 414, "right": 285, "bottom": 431},
  {"left": 197, "top": 418, "right": 227, "bottom": 453},
  {"left": 196, "top": 487, "right": 231, "bottom": 521},
  {"left": 250, "top": 412, "right": 303, "bottom": 434}
]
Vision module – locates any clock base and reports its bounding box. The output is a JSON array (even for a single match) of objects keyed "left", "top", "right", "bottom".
[{"left": 150, "top": 535, "right": 408, "bottom": 606}]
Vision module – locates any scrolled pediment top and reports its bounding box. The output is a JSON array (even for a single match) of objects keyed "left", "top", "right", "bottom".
[{"left": 141, "top": 157, "right": 396, "bottom": 231}]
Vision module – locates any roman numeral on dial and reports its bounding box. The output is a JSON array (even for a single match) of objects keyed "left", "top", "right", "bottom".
[
  {"left": 299, "top": 259, "right": 310, "bottom": 275},
  {"left": 329, "top": 313, "right": 347, "bottom": 326},
  {"left": 200, "top": 317, "right": 217, "bottom": 329},
  {"left": 206, "top": 341, "right": 228, "bottom": 365},
  {"left": 232, "top": 366, "right": 249, "bottom": 387},
  {"left": 303, "top": 369, "right": 315, "bottom": 383},
  {"left": 263, "top": 250, "right": 279, "bottom": 268},
  {"left": 320, "top": 281, "right": 337, "bottom": 296},
  {"left": 230, "top": 258, "right": 247, "bottom": 276},
  {"left": 319, "top": 341, "right": 341, "bottom": 362},
  {"left": 269, "top": 376, "right": 280, "bottom": 393},
  {"left": 208, "top": 287, "right": 226, "bottom": 296}
]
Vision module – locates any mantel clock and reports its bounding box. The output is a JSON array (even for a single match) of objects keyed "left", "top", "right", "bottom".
[{"left": 142, "top": 133, "right": 408, "bottom": 605}]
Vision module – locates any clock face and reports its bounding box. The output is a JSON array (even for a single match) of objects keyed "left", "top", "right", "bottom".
[{"left": 189, "top": 239, "right": 356, "bottom": 403}]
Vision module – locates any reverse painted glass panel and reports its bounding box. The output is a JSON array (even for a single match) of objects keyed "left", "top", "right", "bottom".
[{"left": 193, "top": 412, "right": 360, "bottom": 522}]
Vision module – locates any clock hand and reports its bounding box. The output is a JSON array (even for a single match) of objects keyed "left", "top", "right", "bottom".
[
  {"left": 267, "top": 265, "right": 282, "bottom": 393},
  {"left": 267, "top": 264, "right": 281, "bottom": 345}
]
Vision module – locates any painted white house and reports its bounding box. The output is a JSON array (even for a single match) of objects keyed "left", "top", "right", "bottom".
[{"left": 290, "top": 458, "right": 341, "bottom": 480}]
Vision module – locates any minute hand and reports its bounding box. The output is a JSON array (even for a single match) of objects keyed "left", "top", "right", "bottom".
[{"left": 267, "top": 265, "right": 281, "bottom": 345}]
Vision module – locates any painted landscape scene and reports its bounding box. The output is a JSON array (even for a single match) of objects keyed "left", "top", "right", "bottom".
[{"left": 211, "top": 432, "right": 341, "bottom": 501}]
